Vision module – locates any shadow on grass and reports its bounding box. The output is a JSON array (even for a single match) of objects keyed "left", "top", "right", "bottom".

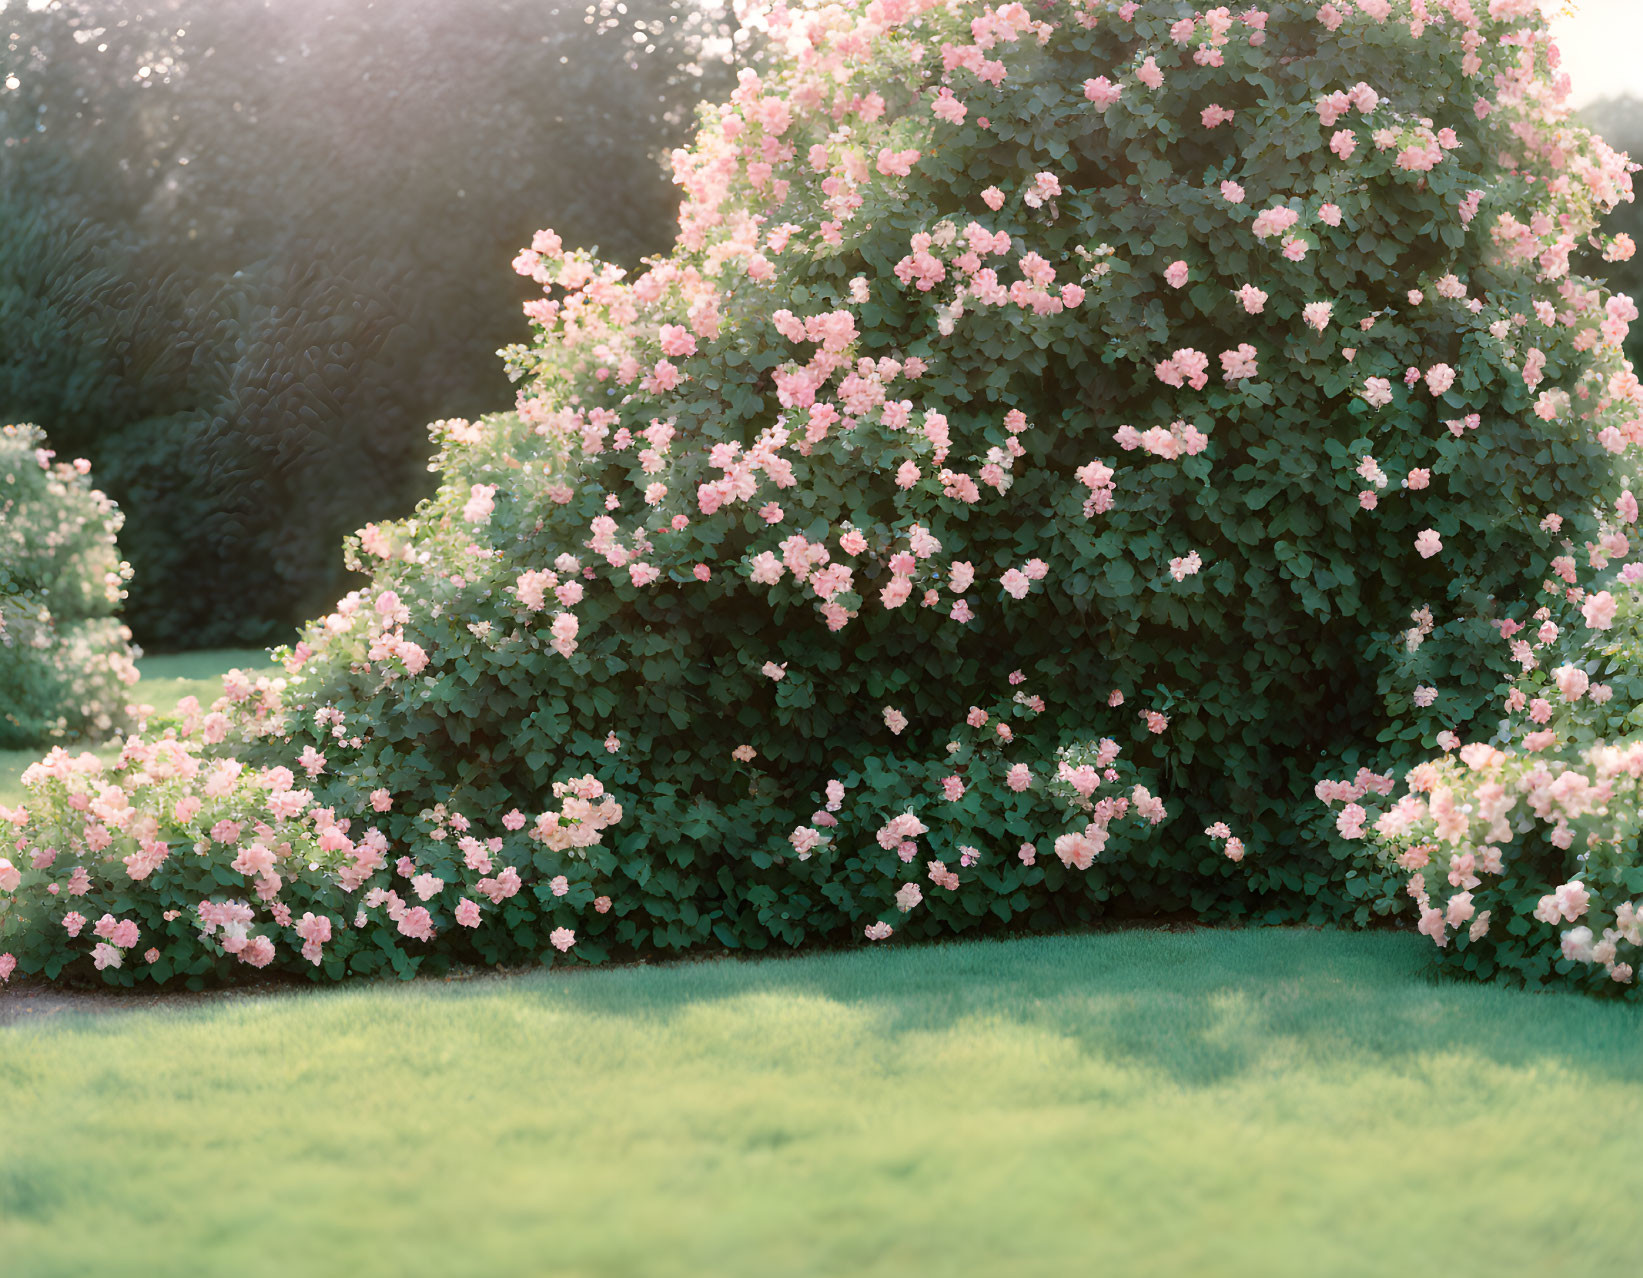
[
  {"left": 13, "top": 928, "right": 1641, "bottom": 1093},
  {"left": 359, "top": 928, "right": 1643, "bottom": 1089},
  {"left": 4, "top": 926, "right": 1639, "bottom": 1278}
]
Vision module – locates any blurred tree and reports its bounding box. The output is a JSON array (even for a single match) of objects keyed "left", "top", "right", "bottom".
[
  {"left": 1579, "top": 95, "right": 1642, "bottom": 365},
  {"left": 0, "top": 0, "right": 743, "bottom": 646}
]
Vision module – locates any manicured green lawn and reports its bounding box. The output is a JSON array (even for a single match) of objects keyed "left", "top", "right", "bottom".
[
  {"left": 0, "top": 648, "right": 276, "bottom": 807},
  {"left": 4, "top": 652, "right": 1640, "bottom": 1272},
  {"left": 2, "top": 928, "right": 1639, "bottom": 1277}
]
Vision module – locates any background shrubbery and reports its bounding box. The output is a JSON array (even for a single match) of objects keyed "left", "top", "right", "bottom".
[
  {"left": 1580, "top": 95, "right": 1643, "bottom": 366},
  {"left": 0, "top": 423, "right": 137, "bottom": 747},
  {"left": 0, "top": 0, "right": 741, "bottom": 648}
]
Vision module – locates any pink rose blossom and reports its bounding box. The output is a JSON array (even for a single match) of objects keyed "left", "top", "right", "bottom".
[
  {"left": 1583, "top": 591, "right": 1618, "bottom": 630},
  {"left": 1251, "top": 206, "right": 1300, "bottom": 240},
  {"left": 1083, "top": 77, "right": 1122, "bottom": 111},
  {"left": 658, "top": 324, "right": 696, "bottom": 358}
]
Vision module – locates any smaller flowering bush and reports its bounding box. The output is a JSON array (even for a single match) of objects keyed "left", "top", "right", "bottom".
[
  {"left": 0, "top": 670, "right": 1165, "bottom": 983},
  {"left": 0, "top": 424, "right": 138, "bottom": 748},
  {"left": 1331, "top": 737, "right": 1643, "bottom": 996},
  {"left": 1320, "top": 500, "right": 1643, "bottom": 997},
  {"left": 0, "top": 678, "right": 628, "bottom": 983}
]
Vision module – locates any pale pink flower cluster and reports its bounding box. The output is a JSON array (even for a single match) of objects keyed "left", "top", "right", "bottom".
[
  {"left": 1084, "top": 76, "right": 1121, "bottom": 111},
  {"left": 1204, "top": 823, "right": 1246, "bottom": 862},
  {"left": 1168, "top": 551, "right": 1203, "bottom": 581},
  {"left": 1250, "top": 205, "right": 1300, "bottom": 240},
  {"left": 1583, "top": 591, "right": 1618, "bottom": 630},
  {"left": 1153, "top": 348, "right": 1210, "bottom": 391},
  {"left": 1220, "top": 344, "right": 1258, "bottom": 381},
  {"left": 1315, "top": 82, "right": 1379, "bottom": 128},
  {"left": 462, "top": 483, "right": 498, "bottom": 525},
  {"left": 1113, "top": 420, "right": 1210, "bottom": 458}
]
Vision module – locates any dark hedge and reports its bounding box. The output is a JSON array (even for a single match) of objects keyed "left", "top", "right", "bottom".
[{"left": 0, "top": 0, "right": 741, "bottom": 647}]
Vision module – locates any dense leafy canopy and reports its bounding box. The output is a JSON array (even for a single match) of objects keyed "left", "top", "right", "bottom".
[{"left": 3, "top": 0, "right": 1640, "bottom": 994}]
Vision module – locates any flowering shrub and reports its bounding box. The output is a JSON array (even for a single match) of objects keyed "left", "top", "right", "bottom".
[
  {"left": 0, "top": 424, "right": 138, "bottom": 749},
  {"left": 1323, "top": 514, "right": 1643, "bottom": 996},
  {"left": 0, "top": 721, "right": 619, "bottom": 983},
  {"left": 3, "top": 0, "right": 1640, "bottom": 986}
]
